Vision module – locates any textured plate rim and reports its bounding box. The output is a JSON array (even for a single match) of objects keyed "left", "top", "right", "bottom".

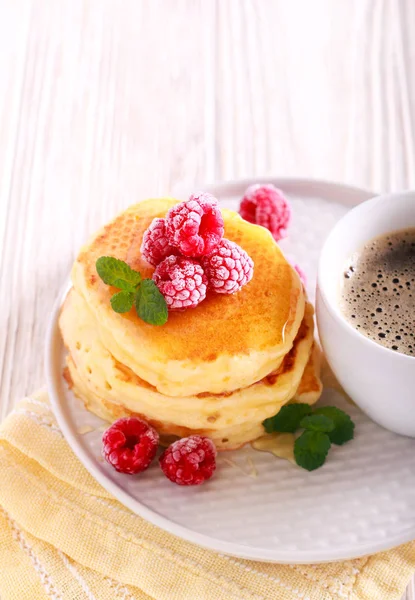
[{"left": 46, "top": 178, "right": 415, "bottom": 563}]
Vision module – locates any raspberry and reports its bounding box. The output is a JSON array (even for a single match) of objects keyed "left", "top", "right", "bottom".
[
  {"left": 239, "top": 184, "right": 291, "bottom": 241},
  {"left": 166, "top": 193, "right": 224, "bottom": 257},
  {"left": 202, "top": 238, "right": 254, "bottom": 294},
  {"left": 294, "top": 263, "right": 307, "bottom": 287},
  {"left": 159, "top": 435, "right": 217, "bottom": 485},
  {"left": 153, "top": 255, "right": 207, "bottom": 309},
  {"left": 140, "top": 218, "right": 178, "bottom": 266},
  {"left": 102, "top": 417, "right": 159, "bottom": 474}
]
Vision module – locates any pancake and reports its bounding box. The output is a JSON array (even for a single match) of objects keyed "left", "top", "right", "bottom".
[
  {"left": 60, "top": 288, "right": 318, "bottom": 449},
  {"left": 71, "top": 198, "right": 305, "bottom": 396},
  {"left": 293, "top": 343, "right": 323, "bottom": 403},
  {"left": 64, "top": 339, "right": 321, "bottom": 451}
]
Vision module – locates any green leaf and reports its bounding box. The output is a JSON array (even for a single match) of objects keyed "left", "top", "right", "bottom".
[
  {"left": 263, "top": 403, "right": 312, "bottom": 434},
  {"left": 110, "top": 291, "right": 134, "bottom": 313},
  {"left": 96, "top": 256, "right": 141, "bottom": 291},
  {"left": 294, "top": 430, "right": 331, "bottom": 471},
  {"left": 300, "top": 414, "right": 334, "bottom": 433},
  {"left": 314, "top": 406, "right": 355, "bottom": 445},
  {"left": 135, "top": 279, "right": 168, "bottom": 326}
]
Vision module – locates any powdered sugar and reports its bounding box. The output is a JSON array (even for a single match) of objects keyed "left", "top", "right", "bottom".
[
  {"left": 102, "top": 417, "right": 159, "bottom": 474},
  {"left": 240, "top": 184, "right": 291, "bottom": 242},
  {"left": 153, "top": 255, "right": 208, "bottom": 309},
  {"left": 159, "top": 435, "right": 217, "bottom": 485},
  {"left": 165, "top": 193, "right": 224, "bottom": 257},
  {"left": 140, "top": 218, "right": 178, "bottom": 266},
  {"left": 202, "top": 239, "right": 254, "bottom": 294}
]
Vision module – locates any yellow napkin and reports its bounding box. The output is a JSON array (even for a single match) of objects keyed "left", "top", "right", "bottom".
[{"left": 0, "top": 391, "right": 414, "bottom": 600}]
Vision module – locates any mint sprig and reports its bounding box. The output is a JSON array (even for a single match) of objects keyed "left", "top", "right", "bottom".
[
  {"left": 294, "top": 430, "right": 331, "bottom": 471},
  {"left": 299, "top": 414, "right": 334, "bottom": 433},
  {"left": 95, "top": 256, "right": 167, "bottom": 326},
  {"left": 96, "top": 256, "right": 142, "bottom": 290},
  {"left": 262, "top": 403, "right": 355, "bottom": 471},
  {"left": 110, "top": 291, "right": 135, "bottom": 313},
  {"left": 136, "top": 279, "right": 168, "bottom": 326},
  {"left": 314, "top": 406, "right": 355, "bottom": 445},
  {"left": 263, "top": 403, "right": 311, "bottom": 433}
]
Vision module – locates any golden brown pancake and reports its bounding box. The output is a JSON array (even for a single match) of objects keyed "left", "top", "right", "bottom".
[
  {"left": 71, "top": 198, "right": 305, "bottom": 396},
  {"left": 64, "top": 342, "right": 321, "bottom": 451},
  {"left": 293, "top": 343, "right": 323, "bottom": 403},
  {"left": 60, "top": 288, "right": 319, "bottom": 449}
]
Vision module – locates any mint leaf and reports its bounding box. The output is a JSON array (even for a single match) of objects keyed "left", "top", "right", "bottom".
[
  {"left": 294, "top": 431, "right": 331, "bottom": 471},
  {"left": 96, "top": 256, "right": 141, "bottom": 291},
  {"left": 135, "top": 279, "right": 168, "bottom": 326},
  {"left": 263, "top": 403, "right": 312, "bottom": 434},
  {"left": 96, "top": 256, "right": 168, "bottom": 325},
  {"left": 314, "top": 406, "right": 355, "bottom": 445},
  {"left": 300, "top": 414, "right": 334, "bottom": 433},
  {"left": 110, "top": 291, "right": 134, "bottom": 313}
]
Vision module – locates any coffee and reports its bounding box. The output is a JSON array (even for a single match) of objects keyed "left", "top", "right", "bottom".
[{"left": 340, "top": 228, "right": 415, "bottom": 356}]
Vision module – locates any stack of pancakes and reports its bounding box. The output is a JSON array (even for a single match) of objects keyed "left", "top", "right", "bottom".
[{"left": 60, "top": 198, "right": 322, "bottom": 450}]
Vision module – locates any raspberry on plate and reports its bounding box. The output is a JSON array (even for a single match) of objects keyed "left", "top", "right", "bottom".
[
  {"left": 239, "top": 184, "right": 291, "bottom": 241},
  {"left": 153, "top": 255, "right": 208, "bottom": 309},
  {"left": 165, "top": 192, "right": 224, "bottom": 257},
  {"left": 202, "top": 238, "right": 254, "bottom": 294},
  {"left": 140, "top": 218, "right": 178, "bottom": 266},
  {"left": 159, "top": 435, "right": 217, "bottom": 485},
  {"left": 102, "top": 417, "right": 159, "bottom": 474}
]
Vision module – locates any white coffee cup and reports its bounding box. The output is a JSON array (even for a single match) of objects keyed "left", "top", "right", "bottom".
[{"left": 316, "top": 190, "right": 415, "bottom": 437}]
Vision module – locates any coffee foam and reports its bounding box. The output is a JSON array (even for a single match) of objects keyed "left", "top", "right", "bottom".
[{"left": 340, "top": 228, "right": 415, "bottom": 356}]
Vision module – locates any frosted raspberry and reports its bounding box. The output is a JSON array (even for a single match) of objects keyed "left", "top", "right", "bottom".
[
  {"left": 202, "top": 239, "right": 254, "bottom": 294},
  {"left": 102, "top": 417, "right": 159, "bottom": 474},
  {"left": 239, "top": 184, "right": 291, "bottom": 241},
  {"left": 159, "top": 435, "right": 217, "bottom": 485},
  {"left": 140, "top": 218, "right": 178, "bottom": 266},
  {"left": 165, "top": 193, "right": 224, "bottom": 257},
  {"left": 153, "top": 255, "right": 207, "bottom": 309},
  {"left": 294, "top": 263, "right": 307, "bottom": 287}
]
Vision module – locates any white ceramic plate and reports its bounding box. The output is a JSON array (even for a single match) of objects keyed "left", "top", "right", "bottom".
[{"left": 46, "top": 178, "right": 415, "bottom": 564}]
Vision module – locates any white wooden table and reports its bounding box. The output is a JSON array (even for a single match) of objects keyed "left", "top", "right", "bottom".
[{"left": 0, "top": 1, "right": 414, "bottom": 597}]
